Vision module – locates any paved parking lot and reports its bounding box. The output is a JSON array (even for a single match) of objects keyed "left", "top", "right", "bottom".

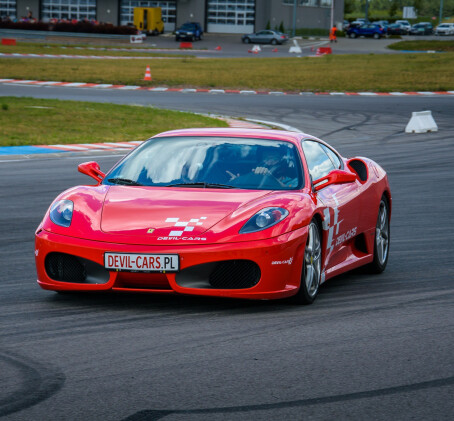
[{"left": 3, "top": 28, "right": 452, "bottom": 58}]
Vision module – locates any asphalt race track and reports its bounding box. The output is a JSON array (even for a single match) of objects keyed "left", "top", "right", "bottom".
[{"left": 1, "top": 85, "right": 454, "bottom": 420}]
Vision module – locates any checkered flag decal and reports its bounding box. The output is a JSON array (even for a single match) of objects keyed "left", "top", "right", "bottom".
[{"left": 165, "top": 217, "right": 207, "bottom": 237}]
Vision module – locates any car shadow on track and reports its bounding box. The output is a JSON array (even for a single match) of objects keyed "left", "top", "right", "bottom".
[{"left": 45, "top": 267, "right": 385, "bottom": 315}]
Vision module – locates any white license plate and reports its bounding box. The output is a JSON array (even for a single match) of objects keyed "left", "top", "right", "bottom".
[{"left": 104, "top": 253, "right": 179, "bottom": 272}]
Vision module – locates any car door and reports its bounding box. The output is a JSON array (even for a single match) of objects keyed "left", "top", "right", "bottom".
[
  {"left": 263, "top": 30, "right": 274, "bottom": 43},
  {"left": 254, "top": 30, "right": 266, "bottom": 43},
  {"left": 301, "top": 140, "right": 363, "bottom": 274}
]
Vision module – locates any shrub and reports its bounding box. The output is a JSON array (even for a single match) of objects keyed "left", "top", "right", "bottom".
[{"left": 0, "top": 21, "right": 136, "bottom": 35}]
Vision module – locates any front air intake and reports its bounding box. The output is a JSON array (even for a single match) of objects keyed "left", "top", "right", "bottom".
[
  {"left": 45, "top": 252, "right": 86, "bottom": 283},
  {"left": 209, "top": 260, "right": 261, "bottom": 289},
  {"left": 45, "top": 252, "right": 110, "bottom": 284}
]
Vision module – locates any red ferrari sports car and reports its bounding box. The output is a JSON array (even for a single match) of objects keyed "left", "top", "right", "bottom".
[{"left": 35, "top": 128, "right": 391, "bottom": 304}]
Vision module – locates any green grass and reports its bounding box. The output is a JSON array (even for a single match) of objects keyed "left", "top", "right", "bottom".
[
  {"left": 0, "top": 41, "right": 187, "bottom": 57},
  {"left": 1, "top": 53, "right": 453, "bottom": 91},
  {"left": 0, "top": 97, "right": 228, "bottom": 146},
  {"left": 388, "top": 41, "right": 454, "bottom": 52}
]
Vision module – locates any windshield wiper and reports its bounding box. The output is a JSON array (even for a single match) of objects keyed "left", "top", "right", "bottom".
[
  {"left": 165, "top": 182, "right": 235, "bottom": 189},
  {"left": 107, "top": 178, "right": 143, "bottom": 186}
]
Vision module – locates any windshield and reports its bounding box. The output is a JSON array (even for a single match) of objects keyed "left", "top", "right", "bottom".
[{"left": 104, "top": 136, "right": 303, "bottom": 190}]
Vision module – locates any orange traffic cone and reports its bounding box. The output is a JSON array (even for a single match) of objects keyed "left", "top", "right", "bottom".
[
  {"left": 215, "top": 46, "right": 222, "bottom": 51},
  {"left": 144, "top": 65, "right": 152, "bottom": 81}
]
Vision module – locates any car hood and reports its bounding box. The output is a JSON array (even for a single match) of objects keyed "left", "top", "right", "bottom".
[
  {"left": 43, "top": 185, "right": 313, "bottom": 245},
  {"left": 100, "top": 186, "right": 270, "bottom": 242}
]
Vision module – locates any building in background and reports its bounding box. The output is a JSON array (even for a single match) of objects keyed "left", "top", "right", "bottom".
[{"left": 6, "top": 0, "right": 344, "bottom": 34}]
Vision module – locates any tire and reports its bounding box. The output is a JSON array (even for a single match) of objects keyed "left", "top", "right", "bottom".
[
  {"left": 175, "top": 36, "right": 180, "bottom": 42},
  {"left": 349, "top": 32, "right": 357, "bottom": 38},
  {"left": 368, "top": 196, "right": 390, "bottom": 273},
  {"left": 373, "top": 33, "right": 380, "bottom": 39},
  {"left": 271, "top": 39, "right": 278, "bottom": 45},
  {"left": 243, "top": 37, "right": 250, "bottom": 44},
  {"left": 293, "top": 219, "right": 322, "bottom": 304}
]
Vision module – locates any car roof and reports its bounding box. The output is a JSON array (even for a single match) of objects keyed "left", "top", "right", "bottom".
[{"left": 151, "top": 127, "right": 308, "bottom": 145}]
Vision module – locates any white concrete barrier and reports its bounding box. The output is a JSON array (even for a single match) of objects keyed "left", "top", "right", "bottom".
[
  {"left": 289, "top": 39, "right": 302, "bottom": 54},
  {"left": 405, "top": 111, "right": 438, "bottom": 133}
]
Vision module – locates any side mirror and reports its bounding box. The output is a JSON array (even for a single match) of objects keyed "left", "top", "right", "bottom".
[
  {"left": 78, "top": 161, "right": 105, "bottom": 183},
  {"left": 313, "top": 169, "right": 357, "bottom": 192}
]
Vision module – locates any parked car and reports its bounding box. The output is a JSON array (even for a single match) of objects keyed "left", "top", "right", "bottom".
[
  {"left": 409, "top": 22, "right": 433, "bottom": 35},
  {"left": 175, "top": 22, "right": 203, "bottom": 41},
  {"left": 347, "top": 23, "right": 386, "bottom": 39},
  {"left": 435, "top": 23, "right": 454, "bottom": 35},
  {"left": 344, "top": 21, "right": 361, "bottom": 32},
  {"left": 374, "top": 20, "right": 389, "bottom": 29},
  {"left": 242, "top": 30, "right": 289, "bottom": 45},
  {"left": 387, "top": 23, "right": 408, "bottom": 36},
  {"left": 395, "top": 20, "right": 411, "bottom": 33}
]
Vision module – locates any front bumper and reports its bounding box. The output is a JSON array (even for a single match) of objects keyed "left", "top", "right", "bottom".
[{"left": 35, "top": 226, "right": 308, "bottom": 300}]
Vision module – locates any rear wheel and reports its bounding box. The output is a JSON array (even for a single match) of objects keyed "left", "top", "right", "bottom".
[
  {"left": 294, "top": 219, "right": 322, "bottom": 304},
  {"left": 368, "top": 196, "right": 390, "bottom": 273},
  {"left": 271, "top": 39, "right": 278, "bottom": 45},
  {"left": 349, "top": 32, "right": 357, "bottom": 38},
  {"left": 373, "top": 33, "right": 380, "bottom": 39}
]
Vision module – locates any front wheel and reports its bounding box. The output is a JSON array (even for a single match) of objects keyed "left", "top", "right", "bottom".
[
  {"left": 294, "top": 219, "right": 322, "bottom": 304},
  {"left": 243, "top": 37, "right": 250, "bottom": 44},
  {"left": 368, "top": 196, "right": 390, "bottom": 273},
  {"left": 349, "top": 32, "right": 357, "bottom": 38}
]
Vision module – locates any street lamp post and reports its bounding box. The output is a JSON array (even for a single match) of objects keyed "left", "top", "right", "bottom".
[
  {"left": 330, "top": 0, "right": 334, "bottom": 30},
  {"left": 293, "top": 0, "right": 297, "bottom": 37}
]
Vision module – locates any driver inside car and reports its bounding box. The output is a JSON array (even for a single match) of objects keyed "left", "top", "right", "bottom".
[{"left": 227, "top": 148, "right": 298, "bottom": 188}]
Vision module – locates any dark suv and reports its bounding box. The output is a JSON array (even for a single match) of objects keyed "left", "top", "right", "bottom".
[
  {"left": 347, "top": 23, "right": 386, "bottom": 39},
  {"left": 175, "top": 22, "right": 203, "bottom": 42}
]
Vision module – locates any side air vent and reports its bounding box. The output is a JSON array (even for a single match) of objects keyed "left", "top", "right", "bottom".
[{"left": 347, "top": 159, "right": 368, "bottom": 182}]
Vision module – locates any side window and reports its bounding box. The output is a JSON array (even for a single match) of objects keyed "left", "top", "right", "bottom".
[
  {"left": 301, "top": 140, "right": 335, "bottom": 181},
  {"left": 319, "top": 144, "right": 342, "bottom": 169}
]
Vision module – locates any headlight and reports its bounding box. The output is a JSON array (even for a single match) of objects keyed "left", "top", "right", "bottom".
[
  {"left": 187, "top": 31, "right": 193, "bottom": 35},
  {"left": 240, "top": 207, "right": 288, "bottom": 234},
  {"left": 50, "top": 200, "right": 73, "bottom": 227}
]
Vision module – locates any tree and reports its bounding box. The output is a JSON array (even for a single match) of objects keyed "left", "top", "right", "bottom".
[
  {"left": 344, "top": 0, "right": 355, "bottom": 15},
  {"left": 389, "top": 0, "right": 399, "bottom": 17}
]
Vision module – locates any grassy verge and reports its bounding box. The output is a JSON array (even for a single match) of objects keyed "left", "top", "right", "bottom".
[
  {"left": 1, "top": 53, "right": 453, "bottom": 91},
  {"left": 388, "top": 40, "right": 454, "bottom": 52},
  {"left": 0, "top": 41, "right": 187, "bottom": 57},
  {"left": 0, "top": 97, "right": 228, "bottom": 146}
]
